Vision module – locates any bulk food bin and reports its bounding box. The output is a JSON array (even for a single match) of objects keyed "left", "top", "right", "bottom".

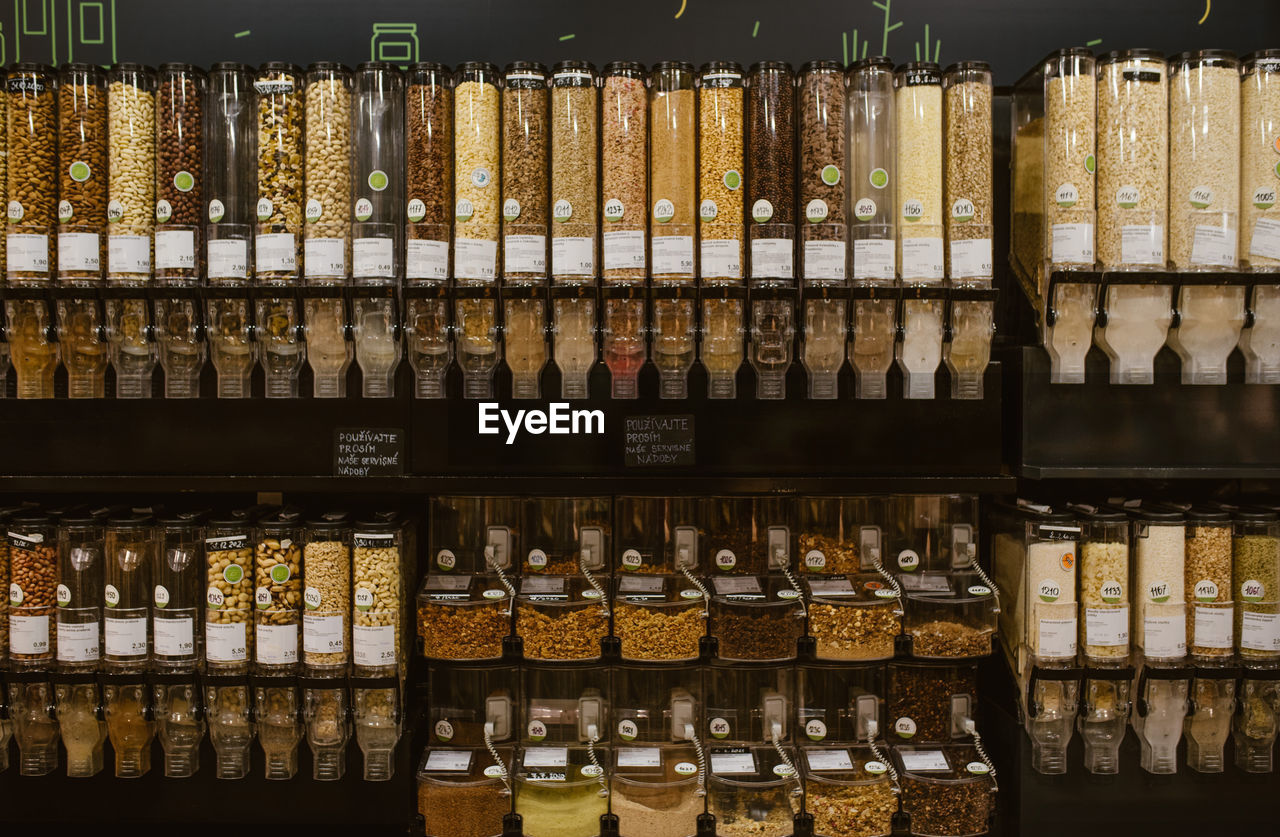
[
  {"left": 417, "top": 746, "right": 513, "bottom": 837},
  {"left": 613, "top": 574, "right": 706, "bottom": 662},
  {"left": 887, "top": 662, "right": 977, "bottom": 744},
  {"left": 708, "top": 575, "right": 805, "bottom": 662},
  {"left": 805, "top": 574, "right": 901, "bottom": 661},
  {"left": 900, "top": 570, "right": 997, "bottom": 660},
  {"left": 522, "top": 496, "right": 609, "bottom": 575},
  {"left": 615, "top": 496, "right": 701, "bottom": 576},
  {"left": 515, "top": 575, "right": 609, "bottom": 662},
  {"left": 417, "top": 574, "right": 511, "bottom": 662},
  {"left": 892, "top": 744, "right": 994, "bottom": 837},
  {"left": 802, "top": 744, "right": 899, "bottom": 837},
  {"left": 797, "top": 663, "right": 885, "bottom": 745},
  {"left": 612, "top": 744, "right": 705, "bottom": 837},
  {"left": 516, "top": 747, "right": 610, "bottom": 837},
  {"left": 707, "top": 745, "right": 802, "bottom": 837},
  {"left": 796, "top": 497, "right": 887, "bottom": 576}
]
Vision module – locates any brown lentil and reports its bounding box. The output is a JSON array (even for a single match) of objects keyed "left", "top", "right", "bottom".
[{"left": 747, "top": 62, "right": 796, "bottom": 227}]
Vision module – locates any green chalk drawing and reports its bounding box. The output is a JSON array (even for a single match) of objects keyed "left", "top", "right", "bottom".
[
  {"left": 674, "top": 0, "right": 686, "bottom": 19},
  {"left": 370, "top": 21, "right": 419, "bottom": 67},
  {"left": 914, "top": 23, "right": 940, "bottom": 63},
  {"left": 235, "top": 29, "right": 251, "bottom": 38},
  {"left": 1086, "top": 38, "right": 1102, "bottom": 46},
  {"left": 843, "top": 31, "right": 847, "bottom": 66},
  {"left": 559, "top": 33, "right": 575, "bottom": 40},
  {"left": 1199, "top": 0, "right": 1210, "bottom": 25},
  {"left": 752, "top": 20, "right": 759, "bottom": 37},
  {"left": 872, "top": 0, "right": 902, "bottom": 56}
]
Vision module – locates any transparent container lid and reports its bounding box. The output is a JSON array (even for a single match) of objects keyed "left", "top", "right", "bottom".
[{"left": 901, "top": 571, "right": 997, "bottom": 660}]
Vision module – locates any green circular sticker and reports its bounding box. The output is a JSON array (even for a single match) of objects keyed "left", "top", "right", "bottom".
[
  {"left": 724, "top": 170, "right": 742, "bottom": 191},
  {"left": 1084, "top": 153, "right": 1096, "bottom": 174},
  {"left": 865, "top": 760, "right": 888, "bottom": 775},
  {"left": 870, "top": 168, "right": 888, "bottom": 189},
  {"left": 174, "top": 170, "right": 195, "bottom": 192},
  {"left": 70, "top": 161, "right": 91, "bottom": 183},
  {"left": 368, "top": 170, "right": 389, "bottom": 191},
  {"left": 223, "top": 564, "right": 243, "bottom": 584},
  {"left": 270, "top": 564, "right": 291, "bottom": 584},
  {"left": 821, "top": 165, "right": 841, "bottom": 186}
]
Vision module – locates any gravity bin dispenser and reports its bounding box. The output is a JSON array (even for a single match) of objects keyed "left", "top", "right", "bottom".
[
  {"left": 53, "top": 506, "right": 108, "bottom": 778},
  {"left": 991, "top": 501, "right": 1082, "bottom": 775}
]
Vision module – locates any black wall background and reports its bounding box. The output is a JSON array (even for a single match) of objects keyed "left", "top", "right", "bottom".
[{"left": 8, "top": 0, "right": 1280, "bottom": 82}]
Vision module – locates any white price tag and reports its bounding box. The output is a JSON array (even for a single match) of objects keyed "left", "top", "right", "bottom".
[
  {"left": 256, "top": 622, "right": 299, "bottom": 665},
  {"left": 1241, "top": 610, "right": 1280, "bottom": 652},
  {"left": 805, "top": 748, "right": 855, "bottom": 771},
  {"left": 304, "top": 237, "right": 346, "bottom": 278},
  {"left": 155, "top": 229, "right": 196, "bottom": 269},
  {"left": 11, "top": 613, "right": 50, "bottom": 655},
  {"left": 57, "top": 231, "right": 101, "bottom": 273},
  {"left": 520, "top": 576, "right": 567, "bottom": 596},
  {"left": 899, "top": 750, "right": 950, "bottom": 772},
  {"left": 1249, "top": 217, "right": 1280, "bottom": 261},
  {"left": 1051, "top": 223, "right": 1094, "bottom": 263},
  {"left": 455, "top": 238, "right": 498, "bottom": 281},
  {"left": 552, "top": 236, "right": 595, "bottom": 276},
  {"left": 949, "top": 238, "right": 993, "bottom": 280},
  {"left": 504, "top": 234, "right": 547, "bottom": 275},
  {"left": 256, "top": 232, "right": 297, "bottom": 273},
  {"left": 304, "top": 612, "right": 345, "bottom": 654},
  {"left": 710, "top": 751, "right": 758, "bottom": 775},
  {"left": 205, "top": 621, "right": 248, "bottom": 662},
  {"left": 617, "top": 747, "right": 663, "bottom": 768},
  {"left": 7, "top": 233, "right": 49, "bottom": 272},
  {"left": 353, "top": 624, "right": 397, "bottom": 666},
  {"left": 853, "top": 238, "right": 895, "bottom": 280},
  {"left": 618, "top": 576, "right": 665, "bottom": 594},
  {"left": 652, "top": 235, "right": 695, "bottom": 276},
  {"left": 1120, "top": 225, "right": 1164, "bottom": 265},
  {"left": 807, "top": 578, "right": 856, "bottom": 596},
  {"left": 425, "top": 750, "right": 474, "bottom": 772},
  {"left": 1193, "top": 606, "right": 1234, "bottom": 649},
  {"left": 803, "top": 240, "right": 846, "bottom": 281},
  {"left": 56, "top": 620, "right": 100, "bottom": 662},
  {"left": 207, "top": 239, "right": 249, "bottom": 279},
  {"left": 104, "top": 616, "right": 148, "bottom": 658},
  {"left": 751, "top": 238, "right": 795, "bottom": 280},
  {"left": 901, "top": 236, "right": 944, "bottom": 281},
  {"left": 153, "top": 616, "right": 195, "bottom": 658},
  {"left": 1190, "top": 225, "right": 1238, "bottom": 267},
  {"left": 700, "top": 239, "right": 742, "bottom": 279},
  {"left": 712, "top": 576, "right": 762, "bottom": 596},
  {"left": 603, "top": 230, "right": 646, "bottom": 271},
  {"left": 108, "top": 234, "right": 151, "bottom": 274},
  {"left": 1085, "top": 606, "right": 1129, "bottom": 647},
  {"left": 407, "top": 238, "right": 449, "bottom": 281},
  {"left": 1036, "top": 616, "right": 1078, "bottom": 657},
  {"left": 354, "top": 237, "right": 395, "bottom": 279},
  {"left": 1143, "top": 614, "right": 1187, "bottom": 658},
  {"left": 523, "top": 747, "right": 569, "bottom": 768},
  {"left": 426, "top": 575, "right": 472, "bottom": 591}
]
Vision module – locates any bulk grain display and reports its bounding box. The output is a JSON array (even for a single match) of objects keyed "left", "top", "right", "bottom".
[
  {"left": 747, "top": 61, "right": 796, "bottom": 281},
  {"left": 303, "top": 63, "right": 353, "bottom": 283},
  {"left": 1077, "top": 510, "right": 1131, "bottom": 664},
  {"left": 601, "top": 61, "right": 648, "bottom": 281},
  {"left": 303, "top": 518, "right": 352, "bottom": 671},
  {"left": 9, "top": 514, "right": 58, "bottom": 668},
  {"left": 154, "top": 63, "right": 205, "bottom": 282},
  {"left": 406, "top": 62, "right": 453, "bottom": 282},
  {"left": 205, "top": 523, "right": 254, "bottom": 672},
  {"left": 1169, "top": 51, "right": 1240, "bottom": 271},
  {"left": 502, "top": 62, "right": 550, "bottom": 282},
  {"left": 1234, "top": 509, "right": 1280, "bottom": 662},
  {"left": 698, "top": 62, "right": 745, "bottom": 282},
  {"left": 107, "top": 64, "right": 156, "bottom": 283},
  {"left": 894, "top": 62, "right": 944, "bottom": 283},
  {"left": 1241, "top": 51, "right": 1280, "bottom": 270},
  {"left": 1043, "top": 50, "right": 1096, "bottom": 276},
  {"left": 650, "top": 62, "right": 697, "bottom": 282},
  {"left": 847, "top": 58, "right": 897, "bottom": 283},
  {"left": 254, "top": 518, "right": 303, "bottom": 673},
  {"left": 57, "top": 64, "right": 107, "bottom": 282},
  {"left": 943, "top": 62, "right": 994, "bottom": 283},
  {"left": 352, "top": 525, "right": 403, "bottom": 675},
  {"left": 453, "top": 62, "right": 501, "bottom": 282},
  {"left": 1184, "top": 511, "right": 1234, "bottom": 661},
  {"left": 1096, "top": 51, "right": 1168, "bottom": 270},
  {"left": 550, "top": 61, "right": 598, "bottom": 281},
  {"left": 7, "top": 63, "right": 57, "bottom": 282},
  {"left": 798, "top": 60, "right": 847, "bottom": 283},
  {"left": 254, "top": 63, "right": 304, "bottom": 281}
]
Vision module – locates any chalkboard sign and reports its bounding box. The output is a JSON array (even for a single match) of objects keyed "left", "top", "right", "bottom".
[
  {"left": 10, "top": 1, "right": 1278, "bottom": 85},
  {"left": 624, "top": 415, "right": 695, "bottom": 467},
  {"left": 334, "top": 427, "right": 405, "bottom": 476}
]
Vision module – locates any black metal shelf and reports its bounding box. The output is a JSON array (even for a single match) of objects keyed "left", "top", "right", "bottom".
[{"left": 1002, "top": 346, "right": 1280, "bottom": 481}]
